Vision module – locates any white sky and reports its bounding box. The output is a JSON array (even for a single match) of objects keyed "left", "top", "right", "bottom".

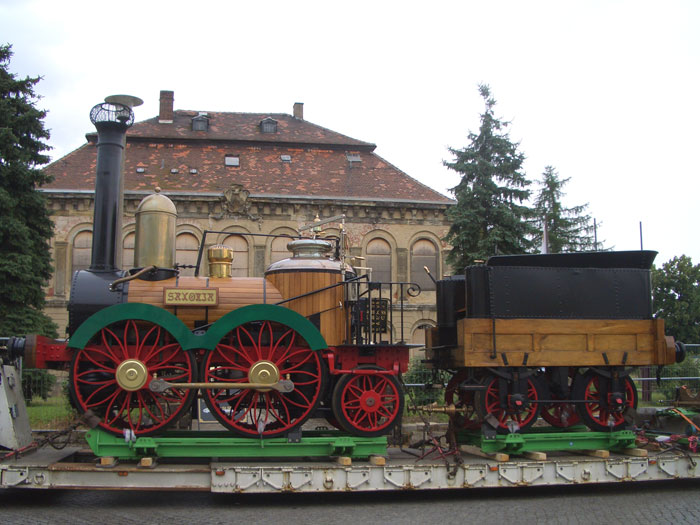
[{"left": 2, "top": 0, "right": 699, "bottom": 266}]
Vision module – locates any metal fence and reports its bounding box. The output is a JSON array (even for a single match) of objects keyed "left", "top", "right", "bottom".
[{"left": 20, "top": 369, "right": 67, "bottom": 404}]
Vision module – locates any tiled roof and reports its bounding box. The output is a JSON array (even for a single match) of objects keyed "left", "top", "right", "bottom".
[
  {"left": 128, "top": 110, "right": 375, "bottom": 148},
  {"left": 43, "top": 111, "right": 453, "bottom": 204}
]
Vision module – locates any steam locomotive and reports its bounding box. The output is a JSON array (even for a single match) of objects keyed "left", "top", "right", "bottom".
[{"left": 5, "top": 102, "right": 685, "bottom": 442}]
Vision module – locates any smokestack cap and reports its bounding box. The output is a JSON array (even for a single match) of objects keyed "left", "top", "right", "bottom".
[
  {"left": 105, "top": 94, "right": 144, "bottom": 109},
  {"left": 90, "top": 102, "right": 134, "bottom": 129}
]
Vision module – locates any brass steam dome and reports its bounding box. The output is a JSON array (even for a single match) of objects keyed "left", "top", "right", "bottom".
[{"left": 133, "top": 188, "right": 177, "bottom": 269}]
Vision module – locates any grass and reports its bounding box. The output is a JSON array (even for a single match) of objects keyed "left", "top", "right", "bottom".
[{"left": 26, "top": 395, "right": 76, "bottom": 430}]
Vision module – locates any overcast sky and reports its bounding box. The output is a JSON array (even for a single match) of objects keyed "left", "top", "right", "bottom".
[{"left": 2, "top": 0, "right": 698, "bottom": 265}]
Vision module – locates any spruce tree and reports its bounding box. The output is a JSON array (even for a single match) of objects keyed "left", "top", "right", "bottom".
[
  {"left": 0, "top": 44, "right": 57, "bottom": 337},
  {"left": 532, "top": 166, "right": 597, "bottom": 253},
  {"left": 444, "top": 84, "right": 535, "bottom": 270}
]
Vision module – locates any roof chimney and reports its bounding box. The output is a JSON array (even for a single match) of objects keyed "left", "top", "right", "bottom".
[
  {"left": 159, "top": 90, "right": 174, "bottom": 123},
  {"left": 293, "top": 102, "right": 304, "bottom": 120}
]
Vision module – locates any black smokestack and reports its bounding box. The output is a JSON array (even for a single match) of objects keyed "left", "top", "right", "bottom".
[{"left": 88, "top": 102, "right": 134, "bottom": 272}]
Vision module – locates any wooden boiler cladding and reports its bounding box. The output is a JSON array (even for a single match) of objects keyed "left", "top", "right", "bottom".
[
  {"left": 266, "top": 270, "right": 345, "bottom": 346},
  {"left": 128, "top": 276, "right": 282, "bottom": 329}
]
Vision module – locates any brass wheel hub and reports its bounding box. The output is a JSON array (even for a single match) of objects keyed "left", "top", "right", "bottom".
[
  {"left": 248, "top": 361, "right": 280, "bottom": 392},
  {"left": 116, "top": 359, "right": 149, "bottom": 391}
]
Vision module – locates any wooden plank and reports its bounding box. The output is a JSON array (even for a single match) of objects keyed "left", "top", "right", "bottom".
[
  {"left": 369, "top": 455, "right": 386, "bottom": 466},
  {"left": 617, "top": 448, "right": 648, "bottom": 457},
  {"left": 459, "top": 444, "right": 509, "bottom": 462},
  {"left": 576, "top": 449, "right": 610, "bottom": 459},
  {"left": 522, "top": 451, "right": 547, "bottom": 461}
]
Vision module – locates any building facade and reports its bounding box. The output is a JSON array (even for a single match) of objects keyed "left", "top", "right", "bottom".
[{"left": 43, "top": 91, "right": 454, "bottom": 352}]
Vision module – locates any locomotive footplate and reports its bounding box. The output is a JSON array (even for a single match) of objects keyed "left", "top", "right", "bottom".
[
  {"left": 457, "top": 426, "right": 638, "bottom": 455},
  {"left": 84, "top": 429, "right": 387, "bottom": 460}
]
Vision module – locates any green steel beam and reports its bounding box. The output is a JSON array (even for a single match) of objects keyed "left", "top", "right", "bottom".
[
  {"left": 85, "top": 429, "right": 386, "bottom": 460},
  {"left": 457, "top": 428, "right": 638, "bottom": 454}
]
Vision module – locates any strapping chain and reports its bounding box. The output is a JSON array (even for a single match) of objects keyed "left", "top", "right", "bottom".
[{"left": 1, "top": 414, "right": 87, "bottom": 461}]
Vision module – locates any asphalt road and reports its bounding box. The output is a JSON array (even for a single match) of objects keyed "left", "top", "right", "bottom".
[{"left": 1, "top": 480, "right": 699, "bottom": 524}]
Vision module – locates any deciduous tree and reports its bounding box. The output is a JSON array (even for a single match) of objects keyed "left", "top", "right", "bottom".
[{"left": 652, "top": 255, "right": 700, "bottom": 343}]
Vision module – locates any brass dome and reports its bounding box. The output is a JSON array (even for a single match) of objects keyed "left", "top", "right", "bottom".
[
  {"left": 134, "top": 188, "right": 177, "bottom": 269},
  {"left": 135, "top": 187, "right": 177, "bottom": 215}
]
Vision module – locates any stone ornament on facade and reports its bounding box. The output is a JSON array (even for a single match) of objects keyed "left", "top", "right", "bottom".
[{"left": 220, "top": 183, "right": 260, "bottom": 222}]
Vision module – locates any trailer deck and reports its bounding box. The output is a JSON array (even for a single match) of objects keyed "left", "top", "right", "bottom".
[{"left": 2, "top": 443, "right": 698, "bottom": 493}]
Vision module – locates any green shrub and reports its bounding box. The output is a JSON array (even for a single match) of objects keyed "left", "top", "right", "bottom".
[
  {"left": 21, "top": 368, "right": 56, "bottom": 404},
  {"left": 403, "top": 358, "right": 449, "bottom": 406}
]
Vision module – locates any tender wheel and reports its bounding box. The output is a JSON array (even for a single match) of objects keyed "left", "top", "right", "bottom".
[
  {"left": 541, "top": 397, "right": 580, "bottom": 428},
  {"left": 445, "top": 370, "right": 480, "bottom": 430},
  {"left": 202, "top": 320, "right": 325, "bottom": 438},
  {"left": 331, "top": 366, "right": 404, "bottom": 437},
  {"left": 474, "top": 373, "right": 543, "bottom": 433},
  {"left": 573, "top": 369, "right": 638, "bottom": 431},
  {"left": 540, "top": 368, "right": 581, "bottom": 428},
  {"left": 70, "top": 319, "right": 197, "bottom": 437}
]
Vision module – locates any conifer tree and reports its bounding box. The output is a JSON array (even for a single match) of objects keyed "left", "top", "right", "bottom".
[
  {"left": 532, "top": 166, "right": 597, "bottom": 253},
  {"left": 0, "top": 44, "right": 57, "bottom": 337},
  {"left": 444, "top": 84, "right": 535, "bottom": 270}
]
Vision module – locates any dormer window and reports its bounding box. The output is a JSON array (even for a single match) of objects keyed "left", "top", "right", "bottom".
[
  {"left": 192, "top": 113, "right": 209, "bottom": 131},
  {"left": 260, "top": 117, "right": 278, "bottom": 133}
]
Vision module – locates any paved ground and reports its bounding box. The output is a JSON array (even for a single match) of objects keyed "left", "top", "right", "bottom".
[{"left": 1, "top": 479, "right": 699, "bottom": 524}]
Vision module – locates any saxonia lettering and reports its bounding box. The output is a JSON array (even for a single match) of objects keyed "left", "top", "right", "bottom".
[{"left": 163, "top": 288, "right": 219, "bottom": 306}]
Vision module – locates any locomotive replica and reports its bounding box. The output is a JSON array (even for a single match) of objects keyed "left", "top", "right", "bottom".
[{"left": 3, "top": 101, "right": 685, "bottom": 448}]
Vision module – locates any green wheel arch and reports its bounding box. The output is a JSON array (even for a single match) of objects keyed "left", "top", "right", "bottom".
[
  {"left": 68, "top": 303, "right": 193, "bottom": 350},
  {"left": 198, "top": 304, "right": 327, "bottom": 351},
  {"left": 68, "top": 303, "right": 327, "bottom": 353}
]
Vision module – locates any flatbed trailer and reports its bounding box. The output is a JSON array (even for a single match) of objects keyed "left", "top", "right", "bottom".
[
  {"left": 3, "top": 359, "right": 700, "bottom": 494},
  {"left": 2, "top": 443, "right": 699, "bottom": 493}
]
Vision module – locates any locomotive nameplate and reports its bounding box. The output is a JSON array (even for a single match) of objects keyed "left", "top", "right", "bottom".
[{"left": 164, "top": 288, "right": 219, "bottom": 306}]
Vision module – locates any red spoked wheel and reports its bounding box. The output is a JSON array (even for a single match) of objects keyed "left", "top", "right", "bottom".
[
  {"left": 202, "top": 320, "right": 325, "bottom": 438},
  {"left": 474, "top": 373, "right": 543, "bottom": 434},
  {"left": 70, "top": 319, "right": 197, "bottom": 437},
  {"left": 573, "top": 369, "right": 638, "bottom": 431},
  {"left": 541, "top": 397, "right": 580, "bottom": 428},
  {"left": 444, "top": 370, "right": 480, "bottom": 430},
  {"left": 540, "top": 369, "right": 581, "bottom": 428},
  {"left": 331, "top": 366, "right": 404, "bottom": 437}
]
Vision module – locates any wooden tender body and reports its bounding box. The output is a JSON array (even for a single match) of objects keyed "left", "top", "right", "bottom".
[{"left": 428, "top": 318, "right": 676, "bottom": 368}]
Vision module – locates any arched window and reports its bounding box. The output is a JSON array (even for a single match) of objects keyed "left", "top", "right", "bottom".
[
  {"left": 270, "top": 236, "right": 292, "bottom": 265},
  {"left": 71, "top": 231, "right": 92, "bottom": 275},
  {"left": 222, "top": 234, "right": 249, "bottom": 277},
  {"left": 122, "top": 232, "right": 135, "bottom": 269},
  {"left": 411, "top": 239, "right": 438, "bottom": 291},
  {"left": 411, "top": 323, "right": 434, "bottom": 345},
  {"left": 410, "top": 323, "right": 434, "bottom": 360},
  {"left": 366, "top": 238, "right": 391, "bottom": 285},
  {"left": 176, "top": 232, "right": 200, "bottom": 276}
]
